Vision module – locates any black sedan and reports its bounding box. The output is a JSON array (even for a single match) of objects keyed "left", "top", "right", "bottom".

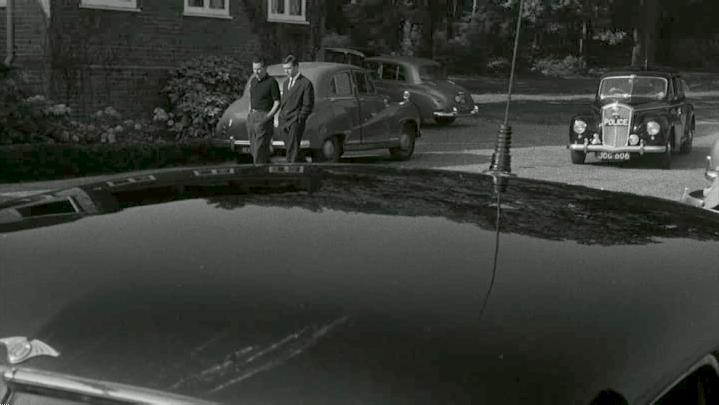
[
  {"left": 568, "top": 67, "right": 695, "bottom": 169},
  {"left": 2, "top": 165, "right": 719, "bottom": 404}
]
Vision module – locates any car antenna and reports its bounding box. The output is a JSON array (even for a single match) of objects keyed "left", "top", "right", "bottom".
[{"left": 484, "top": 0, "right": 524, "bottom": 181}]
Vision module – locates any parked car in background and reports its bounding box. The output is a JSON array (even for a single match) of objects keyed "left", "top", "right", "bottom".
[
  {"left": 2, "top": 165, "right": 719, "bottom": 404},
  {"left": 215, "top": 62, "right": 421, "bottom": 162},
  {"left": 680, "top": 136, "right": 719, "bottom": 211},
  {"left": 363, "top": 55, "right": 478, "bottom": 125},
  {"left": 568, "top": 66, "right": 695, "bottom": 169},
  {"left": 319, "top": 47, "right": 378, "bottom": 67}
]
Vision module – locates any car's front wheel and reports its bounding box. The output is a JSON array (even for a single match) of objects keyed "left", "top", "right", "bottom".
[
  {"left": 570, "top": 150, "right": 586, "bottom": 164},
  {"left": 657, "top": 139, "right": 672, "bottom": 169},
  {"left": 435, "top": 116, "right": 456, "bottom": 125},
  {"left": 312, "top": 136, "right": 343, "bottom": 162},
  {"left": 389, "top": 123, "right": 417, "bottom": 161},
  {"left": 679, "top": 121, "right": 694, "bottom": 154}
]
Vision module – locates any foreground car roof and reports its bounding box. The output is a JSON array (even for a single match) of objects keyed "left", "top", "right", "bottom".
[
  {"left": 2, "top": 165, "right": 719, "bottom": 404},
  {"left": 365, "top": 55, "right": 440, "bottom": 67}
]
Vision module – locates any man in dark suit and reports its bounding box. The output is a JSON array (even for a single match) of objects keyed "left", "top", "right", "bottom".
[{"left": 279, "top": 55, "right": 314, "bottom": 163}]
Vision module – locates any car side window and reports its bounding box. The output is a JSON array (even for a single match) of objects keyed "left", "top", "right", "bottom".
[
  {"left": 676, "top": 78, "right": 686, "bottom": 100},
  {"left": 331, "top": 72, "right": 353, "bottom": 97},
  {"left": 353, "top": 71, "right": 369, "bottom": 95},
  {"left": 398, "top": 66, "right": 407, "bottom": 81},
  {"left": 382, "top": 64, "right": 399, "bottom": 81},
  {"left": 655, "top": 365, "right": 719, "bottom": 404},
  {"left": 363, "top": 61, "right": 380, "bottom": 80}
]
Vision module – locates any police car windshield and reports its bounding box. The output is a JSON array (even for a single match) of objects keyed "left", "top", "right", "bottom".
[{"left": 599, "top": 76, "right": 667, "bottom": 100}]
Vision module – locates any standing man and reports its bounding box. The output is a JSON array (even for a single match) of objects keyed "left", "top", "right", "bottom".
[
  {"left": 279, "top": 55, "right": 314, "bottom": 163},
  {"left": 247, "top": 57, "right": 280, "bottom": 164}
]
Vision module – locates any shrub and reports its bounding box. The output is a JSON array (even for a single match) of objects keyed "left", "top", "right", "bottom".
[
  {"left": 486, "top": 57, "right": 510, "bottom": 74},
  {"left": 0, "top": 73, "right": 74, "bottom": 145},
  {"left": 157, "top": 56, "right": 250, "bottom": 140},
  {"left": 530, "top": 55, "right": 586, "bottom": 77}
]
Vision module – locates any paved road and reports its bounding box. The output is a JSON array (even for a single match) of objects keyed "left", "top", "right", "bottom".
[{"left": 1, "top": 113, "right": 716, "bottom": 205}]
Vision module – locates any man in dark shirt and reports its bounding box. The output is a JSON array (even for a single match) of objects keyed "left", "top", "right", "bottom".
[
  {"left": 279, "top": 55, "right": 314, "bottom": 163},
  {"left": 247, "top": 57, "right": 280, "bottom": 164}
]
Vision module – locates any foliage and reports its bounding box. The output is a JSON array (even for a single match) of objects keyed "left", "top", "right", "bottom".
[
  {"left": 0, "top": 73, "right": 74, "bottom": 145},
  {"left": 322, "top": 31, "right": 352, "bottom": 48},
  {"left": 531, "top": 55, "right": 586, "bottom": 77},
  {"left": 0, "top": 141, "right": 236, "bottom": 182},
  {"left": 156, "top": 56, "right": 250, "bottom": 140}
]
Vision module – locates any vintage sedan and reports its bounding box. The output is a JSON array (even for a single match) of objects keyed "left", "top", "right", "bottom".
[
  {"left": 215, "top": 62, "right": 421, "bottom": 162},
  {"left": 363, "top": 55, "right": 479, "bottom": 125},
  {"left": 568, "top": 67, "right": 695, "bottom": 169},
  {"left": 680, "top": 136, "right": 719, "bottom": 211},
  {"left": 2, "top": 164, "right": 719, "bottom": 404}
]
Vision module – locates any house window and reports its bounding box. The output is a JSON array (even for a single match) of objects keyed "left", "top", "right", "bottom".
[
  {"left": 184, "top": 0, "right": 231, "bottom": 18},
  {"left": 79, "top": 0, "right": 139, "bottom": 11},
  {"left": 0, "top": 0, "right": 6, "bottom": 7},
  {"left": 268, "top": 0, "right": 308, "bottom": 24}
]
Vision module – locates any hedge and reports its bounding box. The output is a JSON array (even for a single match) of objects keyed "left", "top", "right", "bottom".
[{"left": 0, "top": 141, "right": 237, "bottom": 182}]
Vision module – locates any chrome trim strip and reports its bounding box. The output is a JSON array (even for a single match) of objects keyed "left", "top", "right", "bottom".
[
  {"left": 650, "top": 354, "right": 719, "bottom": 404},
  {"left": 4, "top": 368, "right": 216, "bottom": 404},
  {"left": 433, "top": 108, "right": 479, "bottom": 118},
  {"left": 569, "top": 144, "right": 666, "bottom": 153},
  {"left": 232, "top": 140, "right": 311, "bottom": 148}
]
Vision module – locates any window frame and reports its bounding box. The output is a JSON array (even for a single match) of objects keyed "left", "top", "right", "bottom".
[
  {"left": 184, "top": 0, "right": 231, "bottom": 19},
  {"left": 267, "top": 0, "right": 308, "bottom": 25},
  {"left": 0, "top": 0, "right": 6, "bottom": 8},
  {"left": 79, "top": 0, "right": 139, "bottom": 12}
]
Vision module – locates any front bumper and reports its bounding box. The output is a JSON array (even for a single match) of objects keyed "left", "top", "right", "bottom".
[
  {"left": 215, "top": 138, "right": 311, "bottom": 152},
  {"left": 568, "top": 139, "right": 666, "bottom": 154},
  {"left": 434, "top": 105, "right": 479, "bottom": 118}
]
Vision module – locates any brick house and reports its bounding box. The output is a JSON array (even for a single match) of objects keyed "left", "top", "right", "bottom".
[{"left": 0, "top": 0, "right": 324, "bottom": 119}]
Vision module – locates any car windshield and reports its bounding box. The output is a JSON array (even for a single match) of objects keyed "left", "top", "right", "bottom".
[
  {"left": 598, "top": 76, "right": 668, "bottom": 100},
  {"left": 419, "top": 64, "right": 447, "bottom": 81}
]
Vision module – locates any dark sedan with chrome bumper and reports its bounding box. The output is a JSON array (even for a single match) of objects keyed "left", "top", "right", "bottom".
[
  {"left": 363, "top": 55, "right": 478, "bottom": 125},
  {"left": 568, "top": 67, "right": 695, "bottom": 169},
  {"left": 3, "top": 165, "right": 719, "bottom": 404},
  {"left": 215, "top": 62, "right": 421, "bottom": 162}
]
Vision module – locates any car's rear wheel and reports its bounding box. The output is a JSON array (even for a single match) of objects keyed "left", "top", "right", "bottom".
[
  {"left": 312, "top": 136, "right": 343, "bottom": 162},
  {"left": 570, "top": 150, "right": 586, "bottom": 164},
  {"left": 435, "top": 116, "right": 456, "bottom": 125},
  {"left": 389, "top": 123, "right": 417, "bottom": 161}
]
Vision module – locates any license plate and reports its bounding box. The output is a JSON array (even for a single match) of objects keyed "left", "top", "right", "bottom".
[
  {"left": 240, "top": 146, "right": 250, "bottom": 154},
  {"left": 597, "top": 151, "right": 630, "bottom": 161}
]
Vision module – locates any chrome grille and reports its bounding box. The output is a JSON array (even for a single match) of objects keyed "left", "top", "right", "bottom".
[{"left": 601, "top": 103, "right": 632, "bottom": 147}]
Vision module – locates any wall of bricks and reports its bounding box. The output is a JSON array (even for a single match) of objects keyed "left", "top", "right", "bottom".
[
  {"left": 48, "top": 0, "right": 265, "bottom": 119},
  {"left": 0, "top": 0, "right": 51, "bottom": 95}
]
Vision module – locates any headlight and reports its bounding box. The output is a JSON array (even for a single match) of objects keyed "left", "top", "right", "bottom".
[
  {"left": 402, "top": 90, "right": 411, "bottom": 101},
  {"left": 646, "top": 121, "right": 660, "bottom": 135},
  {"left": 573, "top": 119, "right": 587, "bottom": 135}
]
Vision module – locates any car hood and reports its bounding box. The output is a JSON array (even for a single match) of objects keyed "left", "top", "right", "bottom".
[
  {"left": 596, "top": 97, "right": 671, "bottom": 110},
  {"left": 2, "top": 165, "right": 719, "bottom": 404}
]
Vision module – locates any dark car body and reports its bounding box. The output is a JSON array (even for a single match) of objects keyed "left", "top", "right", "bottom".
[
  {"left": 681, "top": 136, "right": 719, "bottom": 211},
  {"left": 3, "top": 165, "right": 719, "bottom": 404},
  {"left": 363, "top": 55, "right": 478, "bottom": 125},
  {"left": 215, "top": 62, "right": 421, "bottom": 162},
  {"left": 568, "top": 67, "right": 695, "bottom": 169}
]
